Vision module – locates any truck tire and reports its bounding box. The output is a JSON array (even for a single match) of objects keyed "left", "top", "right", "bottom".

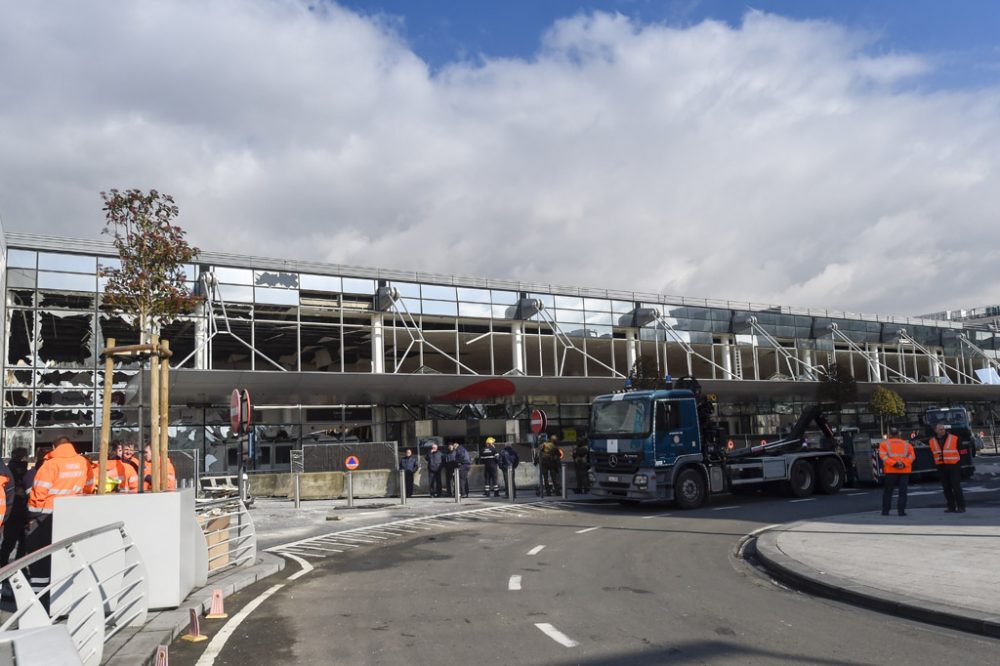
[
  {"left": 674, "top": 468, "right": 706, "bottom": 510},
  {"left": 816, "top": 457, "right": 845, "bottom": 494},
  {"left": 784, "top": 460, "right": 815, "bottom": 498}
]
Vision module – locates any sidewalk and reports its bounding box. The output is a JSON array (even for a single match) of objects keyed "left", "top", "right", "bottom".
[{"left": 752, "top": 505, "right": 1000, "bottom": 637}]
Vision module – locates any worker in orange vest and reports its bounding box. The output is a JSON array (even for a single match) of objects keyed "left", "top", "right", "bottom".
[
  {"left": 26, "top": 436, "right": 91, "bottom": 591},
  {"left": 929, "top": 423, "right": 965, "bottom": 513},
  {"left": 142, "top": 444, "right": 177, "bottom": 491},
  {"left": 879, "top": 428, "right": 915, "bottom": 516}
]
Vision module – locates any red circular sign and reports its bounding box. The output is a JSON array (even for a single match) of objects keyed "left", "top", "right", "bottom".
[
  {"left": 345, "top": 455, "right": 360, "bottom": 471},
  {"left": 230, "top": 389, "right": 242, "bottom": 433},
  {"left": 241, "top": 389, "right": 252, "bottom": 433},
  {"left": 530, "top": 409, "right": 547, "bottom": 434}
]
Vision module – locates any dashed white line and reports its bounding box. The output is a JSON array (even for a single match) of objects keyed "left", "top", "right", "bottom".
[
  {"left": 641, "top": 513, "right": 673, "bottom": 520},
  {"left": 790, "top": 498, "right": 815, "bottom": 503},
  {"left": 527, "top": 545, "right": 546, "bottom": 556},
  {"left": 535, "top": 623, "right": 579, "bottom": 648},
  {"left": 712, "top": 505, "right": 740, "bottom": 511},
  {"left": 575, "top": 526, "right": 601, "bottom": 534},
  {"left": 846, "top": 492, "right": 867, "bottom": 496},
  {"left": 195, "top": 584, "right": 285, "bottom": 666},
  {"left": 508, "top": 575, "right": 522, "bottom": 591}
]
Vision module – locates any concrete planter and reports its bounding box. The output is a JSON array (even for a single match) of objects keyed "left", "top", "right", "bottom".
[{"left": 52, "top": 488, "right": 205, "bottom": 609}]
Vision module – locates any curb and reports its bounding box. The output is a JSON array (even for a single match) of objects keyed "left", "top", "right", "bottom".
[
  {"left": 749, "top": 527, "right": 1000, "bottom": 639},
  {"left": 102, "top": 552, "right": 286, "bottom": 665}
]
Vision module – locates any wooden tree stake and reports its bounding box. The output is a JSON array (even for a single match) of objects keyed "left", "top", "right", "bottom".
[
  {"left": 98, "top": 338, "right": 116, "bottom": 495},
  {"left": 149, "top": 334, "right": 161, "bottom": 493},
  {"left": 159, "top": 340, "right": 171, "bottom": 491}
]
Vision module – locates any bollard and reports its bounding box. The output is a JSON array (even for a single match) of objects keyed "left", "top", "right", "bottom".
[
  {"left": 347, "top": 471, "right": 354, "bottom": 508},
  {"left": 294, "top": 473, "right": 301, "bottom": 509},
  {"left": 561, "top": 464, "right": 568, "bottom": 500},
  {"left": 454, "top": 467, "right": 461, "bottom": 504},
  {"left": 399, "top": 469, "right": 407, "bottom": 505},
  {"left": 506, "top": 466, "right": 515, "bottom": 503}
]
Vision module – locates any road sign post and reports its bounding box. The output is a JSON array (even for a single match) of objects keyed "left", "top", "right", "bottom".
[
  {"left": 530, "top": 409, "right": 547, "bottom": 435},
  {"left": 345, "top": 455, "right": 360, "bottom": 508}
]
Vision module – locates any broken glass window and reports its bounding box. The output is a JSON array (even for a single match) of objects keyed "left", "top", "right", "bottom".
[
  {"left": 35, "top": 390, "right": 94, "bottom": 407},
  {"left": 211, "top": 319, "right": 253, "bottom": 370},
  {"left": 38, "top": 369, "right": 95, "bottom": 388},
  {"left": 4, "top": 389, "right": 33, "bottom": 407},
  {"left": 37, "top": 311, "right": 94, "bottom": 368},
  {"left": 5, "top": 369, "right": 35, "bottom": 387},
  {"left": 39, "top": 291, "right": 96, "bottom": 309},
  {"left": 254, "top": 320, "right": 298, "bottom": 371},
  {"left": 7, "top": 308, "right": 35, "bottom": 365},
  {"left": 255, "top": 271, "right": 299, "bottom": 289},
  {"left": 35, "top": 409, "right": 94, "bottom": 427},
  {"left": 4, "top": 410, "right": 32, "bottom": 428},
  {"left": 3, "top": 428, "right": 35, "bottom": 458},
  {"left": 7, "top": 289, "right": 35, "bottom": 307}
]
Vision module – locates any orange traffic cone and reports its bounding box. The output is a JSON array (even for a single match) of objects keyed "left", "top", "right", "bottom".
[
  {"left": 155, "top": 645, "right": 169, "bottom": 666},
  {"left": 180, "top": 608, "right": 207, "bottom": 642},
  {"left": 206, "top": 588, "right": 228, "bottom": 619}
]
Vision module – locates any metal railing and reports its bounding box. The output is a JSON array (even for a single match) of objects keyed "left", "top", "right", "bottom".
[
  {"left": 195, "top": 498, "right": 257, "bottom": 575},
  {"left": 0, "top": 522, "right": 148, "bottom": 666}
]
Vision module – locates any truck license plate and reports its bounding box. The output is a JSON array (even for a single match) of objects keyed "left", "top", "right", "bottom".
[{"left": 607, "top": 475, "right": 620, "bottom": 483}]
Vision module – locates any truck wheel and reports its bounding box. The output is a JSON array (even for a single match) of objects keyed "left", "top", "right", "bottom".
[
  {"left": 785, "top": 460, "right": 815, "bottom": 498},
  {"left": 674, "top": 468, "right": 706, "bottom": 510},
  {"left": 816, "top": 458, "right": 845, "bottom": 494}
]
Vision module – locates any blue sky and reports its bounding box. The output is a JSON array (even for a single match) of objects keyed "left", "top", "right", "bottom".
[{"left": 340, "top": 0, "right": 1000, "bottom": 87}]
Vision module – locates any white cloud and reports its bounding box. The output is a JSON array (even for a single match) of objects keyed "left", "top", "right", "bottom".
[{"left": 1, "top": 2, "right": 998, "bottom": 316}]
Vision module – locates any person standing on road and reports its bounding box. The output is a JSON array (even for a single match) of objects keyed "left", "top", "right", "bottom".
[
  {"left": 399, "top": 448, "right": 419, "bottom": 498},
  {"left": 879, "top": 429, "right": 915, "bottom": 516},
  {"left": 539, "top": 436, "right": 562, "bottom": 496},
  {"left": 929, "top": 423, "right": 966, "bottom": 513},
  {"left": 572, "top": 440, "right": 590, "bottom": 494},
  {"left": 498, "top": 443, "right": 520, "bottom": 499},
  {"left": 480, "top": 438, "right": 500, "bottom": 497},
  {"left": 424, "top": 443, "right": 443, "bottom": 498},
  {"left": 443, "top": 442, "right": 458, "bottom": 497},
  {"left": 454, "top": 442, "right": 472, "bottom": 498}
]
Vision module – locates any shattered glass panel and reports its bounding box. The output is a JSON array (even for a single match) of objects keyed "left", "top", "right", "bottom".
[
  {"left": 160, "top": 319, "right": 198, "bottom": 370},
  {"left": 37, "top": 311, "right": 94, "bottom": 368},
  {"left": 255, "top": 270, "right": 299, "bottom": 289},
  {"left": 300, "top": 323, "right": 341, "bottom": 372},
  {"left": 254, "top": 320, "right": 298, "bottom": 371},
  {"left": 3, "top": 429, "right": 34, "bottom": 458},
  {"left": 35, "top": 409, "right": 94, "bottom": 427},
  {"left": 97, "top": 311, "right": 142, "bottom": 368},
  {"left": 39, "top": 291, "right": 96, "bottom": 309},
  {"left": 214, "top": 267, "right": 253, "bottom": 284},
  {"left": 6, "top": 308, "right": 35, "bottom": 366},
  {"left": 6, "top": 249, "right": 37, "bottom": 269},
  {"left": 5, "top": 410, "right": 32, "bottom": 428},
  {"left": 254, "top": 304, "right": 298, "bottom": 322},
  {"left": 211, "top": 319, "right": 253, "bottom": 370},
  {"left": 37, "top": 252, "right": 95, "bottom": 273},
  {"left": 213, "top": 302, "right": 252, "bottom": 320},
  {"left": 5, "top": 369, "right": 35, "bottom": 387},
  {"left": 38, "top": 272, "right": 96, "bottom": 292},
  {"left": 36, "top": 390, "right": 94, "bottom": 407},
  {"left": 38, "top": 369, "right": 95, "bottom": 388},
  {"left": 7, "top": 289, "right": 34, "bottom": 307},
  {"left": 4, "top": 389, "right": 33, "bottom": 407},
  {"left": 7, "top": 268, "right": 36, "bottom": 289}
]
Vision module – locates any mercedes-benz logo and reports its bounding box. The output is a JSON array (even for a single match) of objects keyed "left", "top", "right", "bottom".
[{"left": 608, "top": 455, "right": 618, "bottom": 468}]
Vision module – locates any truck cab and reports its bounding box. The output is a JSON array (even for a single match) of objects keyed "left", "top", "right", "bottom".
[{"left": 588, "top": 390, "right": 706, "bottom": 502}]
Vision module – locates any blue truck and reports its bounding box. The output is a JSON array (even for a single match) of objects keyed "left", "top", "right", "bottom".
[{"left": 587, "top": 378, "right": 845, "bottom": 508}]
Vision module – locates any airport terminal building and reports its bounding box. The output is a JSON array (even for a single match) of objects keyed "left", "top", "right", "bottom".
[{"left": 2, "top": 227, "right": 999, "bottom": 472}]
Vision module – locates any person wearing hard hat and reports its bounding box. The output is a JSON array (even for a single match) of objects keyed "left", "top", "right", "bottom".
[
  {"left": 879, "top": 428, "right": 915, "bottom": 516},
  {"left": 480, "top": 438, "right": 500, "bottom": 497}
]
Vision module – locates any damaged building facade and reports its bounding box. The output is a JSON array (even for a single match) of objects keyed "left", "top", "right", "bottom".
[{"left": 3, "top": 228, "right": 1000, "bottom": 473}]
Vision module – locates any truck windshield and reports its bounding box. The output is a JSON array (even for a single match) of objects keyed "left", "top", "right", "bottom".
[{"left": 591, "top": 399, "right": 651, "bottom": 438}]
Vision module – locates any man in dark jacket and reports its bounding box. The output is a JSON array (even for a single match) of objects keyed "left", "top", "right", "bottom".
[
  {"left": 479, "top": 438, "right": 500, "bottom": 497},
  {"left": 498, "top": 443, "right": 520, "bottom": 499},
  {"left": 424, "top": 443, "right": 443, "bottom": 498},
  {"left": 399, "top": 448, "right": 419, "bottom": 498},
  {"left": 1, "top": 448, "right": 29, "bottom": 564},
  {"left": 572, "top": 441, "right": 591, "bottom": 494},
  {"left": 454, "top": 442, "right": 472, "bottom": 498},
  {"left": 443, "top": 443, "right": 458, "bottom": 497}
]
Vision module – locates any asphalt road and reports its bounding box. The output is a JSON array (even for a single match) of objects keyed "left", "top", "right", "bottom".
[{"left": 173, "top": 468, "right": 1000, "bottom": 665}]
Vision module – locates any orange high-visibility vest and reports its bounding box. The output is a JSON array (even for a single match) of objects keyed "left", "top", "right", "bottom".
[
  {"left": 117, "top": 458, "right": 140, "bottom": 493},
  {"left": 879, "top": 437, "right": 915, "bottom": 474},
  {"left": 28, "top": 442, "right": 91, "bottom": 513},
  {"left": 143, "top": 458, "right": 177, "bottom": 491},
  {"left": 929, "top": 433, "right": 960, "bottom": 465}
]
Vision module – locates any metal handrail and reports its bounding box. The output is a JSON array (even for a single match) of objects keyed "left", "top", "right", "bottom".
[{"left": 0, "top": 522, "right": 124, "bottom": 580}]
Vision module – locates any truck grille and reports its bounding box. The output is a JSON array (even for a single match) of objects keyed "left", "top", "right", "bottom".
[{"left": 593, "top": 452, "right": 641, "bottom": 474}]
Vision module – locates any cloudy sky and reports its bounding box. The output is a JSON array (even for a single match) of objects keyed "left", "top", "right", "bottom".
[{"left": 1, "top": 1, "right": 999, "bottom": 317}]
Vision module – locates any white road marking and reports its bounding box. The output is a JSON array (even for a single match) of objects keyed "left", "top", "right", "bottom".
[
  {"left": 907, "top": 490, "right": 939, "bottom": 496},
  {"left": 712, "top": 505, "right": 740, "bottom": 511},
  {"left": 790, "top": 498, "right": 815, "bottom": 503},
  {"left": 535, "top": 623, "right": 579, "bottom": 648},
  {"left": 508, "top": 575, "right": 522, "bottom": 591},
  {"left": 195, "top": 584, "right": 285, "bottom": 666},
  {"left": 846, "top": 492, "right": 867, "bottom": 496},
  {"left": 641, "top": 513, "right": 673, "bottom": 520},
  {"left": 527, "top": 545, "right": 546, "bottom": 556},
  {"left": 282, "top": 553, "right": 314, "bottom": 581},
  {"left": 575, "top": 526, "right": 601, "bottom": 534}
]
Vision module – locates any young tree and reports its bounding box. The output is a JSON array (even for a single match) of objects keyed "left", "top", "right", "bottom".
[
  {"left": 100, "top": 188, "right": 201, "bottom": 337},
  {"left": 869, "top": 385, "right": 906, "bottom": 435},
  {"left": 628, "top": 356, "right": 671, "bottom": 391}
]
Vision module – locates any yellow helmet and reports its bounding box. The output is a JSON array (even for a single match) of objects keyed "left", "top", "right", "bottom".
[{"left": 485, "top": 437, "right": 496, "bottom": 444}]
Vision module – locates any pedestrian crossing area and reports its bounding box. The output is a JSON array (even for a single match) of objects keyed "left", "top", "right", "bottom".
[{"left": 267, "top": 501, "right": 572, "bottom": 563}]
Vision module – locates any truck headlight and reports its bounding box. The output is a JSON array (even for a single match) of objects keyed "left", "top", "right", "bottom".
[{"left": 633, "top": 474, "right": 648, "bottom": 487}]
